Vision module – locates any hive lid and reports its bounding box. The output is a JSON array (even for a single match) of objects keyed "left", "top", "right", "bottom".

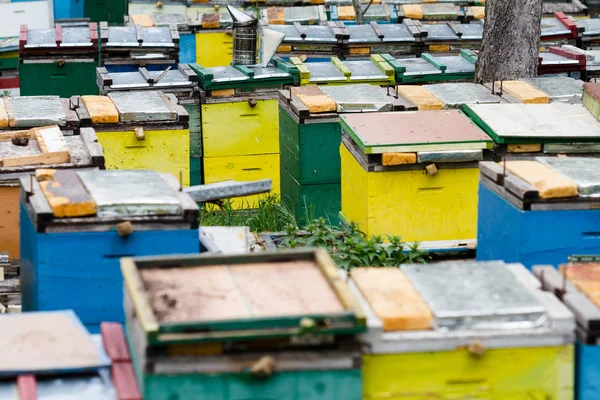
[
  {"left": 107, "top": 91, "right": 177, "bottom": 122},
  {"left": 106, "top": 26, "right": 175, "bottom": 47},
  {"left": 341, "top": 110, "right": 492, "bottom": 154},
  {"left": 402, "top": 261, "right": 547, "bottom": 330},
  {"left": 464, "top": 103, "right": 600, "bottom": 144},
  {"left": 0, "top": 310, "right": 110, "bottom": 377},
  {"left": 521, "top": 77, "right": 583, "bottom": 103},
  {"left": 107, "top": 69, "right": 196, "bottom": 90},
  {"left": 320, "top": 84, "right": 398, "bottom": 112},
  {"left": 25, "top": 26, "right": 93, "bottom": 48},
  {"left": 537, "top": 157, "right": 600, "bottom": 197},
  {"left": 122, "top": 249, "right": 366, "bottom": 343},
  {"left": 424, "top": 83, "right": 503, "bottom": 107},
  {"left": 77, "top": 170, "right": 182, "bottom": 217},
  {"left": 1, "top": 96, "right": 67, "bottom": 128},
  {"left": 396, "top": 57, "right": 442, "bottom": 76}
]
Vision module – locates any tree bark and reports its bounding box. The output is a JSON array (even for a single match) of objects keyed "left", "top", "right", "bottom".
[
  {"left": 352, "top": 0, "right": 364, "bottom": 25},
  {"left": 474, "top": 0, "right": 543, "bottom": 84}
]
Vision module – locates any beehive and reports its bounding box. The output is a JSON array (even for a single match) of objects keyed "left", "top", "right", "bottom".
[{"left": 20, "top": 169, "right": 199, "bottom": 332}]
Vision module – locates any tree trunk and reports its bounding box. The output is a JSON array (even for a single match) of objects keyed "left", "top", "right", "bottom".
[
  {"left": 474, "top": 0, "right": 543, "bottom": 84},
  {"left": 352, "top": 0, "right": 364, "bottom": 25}
]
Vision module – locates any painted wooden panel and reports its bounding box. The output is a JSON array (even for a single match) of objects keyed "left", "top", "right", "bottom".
[
  {"left": 19, "top": 62, "right": 99, "bottom": 98},
  {"left": 477, "top": 183, "right": 600, "bottom": 270},
  {"left": 363, "top": 345, "right": 574, "bottom": 400},
  {"left": 340, "top": 144, "right": 479, "bottom": 242},
  {"left": 0, "top": 186, "right": 20, "bottom": 261},
  {"left": 195, "top": 32, "right": 233, "bottom": 68},
  {"left": 19, "top": 203, "right": 199, "bottom": 333},
  {"left": 202, "top": 100, "right": 279, "bottom": 158},
  {"left": 279, "top": 106, "right": 341, "bottom": 185},
  {"left": 184, "top": 103, "right": 202, "bottom": 186},
  {"left": 280, "top": 169, "right": 340, "bottom": 225},
  {"left": 138, "top": 370, "right": 362, "bottom": 400},
  {"left": 179, "top": 33, "right": 197, "bottom": 65},
  {"left": 203, "top": 154, "right": 280, "bottom": 209},
  {"left": 577, "top": 341, "right": 600, "bottom": 400},
  {"left": 96, "top": 129, "right": 190, "bottom": 187},
  {"left": 84, "top": 0, "right": 125, "bottom": 25},
  {"left": 53, "top": 0, "right": 84, "bottom": 20}
]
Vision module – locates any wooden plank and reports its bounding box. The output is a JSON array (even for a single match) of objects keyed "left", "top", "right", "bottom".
[
  {"left": 382, "top": 152, "right": 417, "bottom": 165},
  {"left": 79, "top": 128, "right": 105, "bottom": 168},
  {"left": 0, "top": 126, "right": 70, "bottom": 167},
  {"left": 81, "top": 96, "right": 120, "bottom": 124},
  {"left": 337, "top": 6, "right": 356, "bottom": 20},
  {"left": 562, "top": 263, "right": 600, "bottom": 310},
  {"left": 503, "top": 160, "right": 578, "bottom": 199},
  {"left": 130, "top": 14, "right": 154, "bottom": 27},
  {"left": 402, "top": 4, "right": 423, "bottom": 19},
  {"left": 0, "top": 100, "right": 8, "bottom": 129},
  {"left": 498, "top": 81, "right": 550, "bottom": 104},
  {"left": 267, "top": 7, "right": 285, "bottom": 24},
  {"left": 101, "top": 322, "right": 131, "bottom": 362},
  {"left": 37, "top": 169, "right": 97, "bottom": 218},
  {"left": 112, "top": 362, "right": 142, "bottom": 400},
  {"left": 395, "top": 86, "right": 444, "bottom": 110},
  {"left": 291, "top": 86, "right": 336, "bottom": 113},
  {"left": 508, "top": 143, "right": 542, "bottom": 153},
  {"left": 351, "top": 268, "right": 433, "bottom": 331},
  {"left": 17, "top": 375, "right": 36, "bottom": 400}
]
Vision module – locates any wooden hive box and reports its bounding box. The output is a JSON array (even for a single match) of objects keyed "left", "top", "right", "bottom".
[
  {"left": 339, "top": 109, "right": 493, "bottom": 249},
  {"left": 71, "top": 91, "right": 191, "bottom": 186},
  {"left": 190, "top": 61, "right": 297, "bottom": 208},
  {"left": 19, "top": 169, "right": 199, "bottom": 332},
  {"left": 278, "top": 84, "right": 415, "bottom": 224},
  {"left": 464, "top": 103, "right": 600, "bottom": 158},
  {"left": 19, "top": 23, "right": 100, "bottom": 98},
  {"left": 99, "top": 23, "right": 180, "bottom": 71},
  {"left": 125, "top": 7, "right": 196, "bottom": 64},
  {"left": 534, "top": 262, "right": 600, "bottom": 400},
  {"left": 477, "top": 157, "right": 600, "bottom": 270},
  {"left": 0, "top": 312, "right": 141, "bottom": 399},
  {"left": 121, "top": 248, "right": 365, "bottom": 400},
  {"left": 186, "top": 5, "right": 234, "bottom": 67},
  {"left": 349, "top": 261, "right": 575, "bottom": 399},
  {"left": 96, "top": 65, "right": 202, "bottom": 185},
  {"left": 0, "top": 125, "right": 104, "bottom": 263},
  {"left": 0, "top": 96, "right": 79, "bottom": 133}
]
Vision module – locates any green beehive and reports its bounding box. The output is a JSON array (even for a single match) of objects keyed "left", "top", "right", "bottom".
[
  {"left": 121, "top": 249, "right": 366, "bottom": 400},
  {"left": 279, "top": 84, "right": 415, "bottom": 224},
  {"left": 19, "top": 23, "right": 99, "bottom": 98}
]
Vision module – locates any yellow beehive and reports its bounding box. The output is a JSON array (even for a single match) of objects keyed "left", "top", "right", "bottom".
[
  {"left": 77, "top": 92, "right": 190, "bottom": 186},
  {"left": 339, "top": 110, "right": 492, "bottom": 244},
  {"left": 349, "top": 266, "right": 575, "bottom": 400}
]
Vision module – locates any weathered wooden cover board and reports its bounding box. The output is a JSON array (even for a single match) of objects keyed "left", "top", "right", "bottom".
[{"left": 341, "top": 109, "right": 492, "bottom": 154}]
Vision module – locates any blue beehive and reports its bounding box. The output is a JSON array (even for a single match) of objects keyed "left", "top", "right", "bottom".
[
  {"left": 19, "top": 169, "right": 199, "bottom": 333},
  {"left": 477, "top": 158, "right": 600, "bottom": 270},
  {"left": 533, "top": 264, "right": 600, "bottom": 400}
]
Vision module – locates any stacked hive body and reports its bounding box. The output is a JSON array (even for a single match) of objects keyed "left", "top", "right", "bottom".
[
  {"left": 122, "top": 249, "right": 365, "bottom": 400},
  {"left": 279, "top": 84, "right": 416, "bottom": 224},
  {"left": 535, "top": 263, "right": 600, "bottom": 400},
  {"left": 96, "top": 65, "right": 202, "bottom": 185},
  {"left": 100, "top": 22, "right": 180, "bottom": 72},
  {"left": 20, "top": 169, "right": 199, "bottom": 332},
  {"left": 348, "top": 262, "right": 575, "bottom": 399},
  {"left": 19, "top": 23, "right": 99, "bottom": 98},
  {"left": 0, "top": 311, "right": 140, "bottom": 399},
  {"left": 477, "top": 158, "right": 600, "bottom": 269},
  {"left": 71, "top": 91, "right": 191, "bottom": 186},
  {"left": 0, "top": 123, "right": 104, "bottom": 264},
  {"left": 340, "top": 109, "right": 492, "bottom": 247},
  {"left": 290, "top": 55, "right": 395, "bottom": 86},
  {"left": 0, "top": 1, "right": 53, "bottom": 90},
  {"left": 126, "top": 6, "right": 197, "bottom": 64},
  {"left": 190, "top": 60, "right": 296, "bottom": 207},
  {"left": 186, "top": 5, "right": 235, "bottom": 68}
]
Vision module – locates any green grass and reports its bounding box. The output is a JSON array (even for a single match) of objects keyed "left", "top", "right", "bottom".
[
  {"left": 200, "top": 196, "right": 428, "bottom": 268},
  {"left": 200, "top": 194, "right": 297, "bottom": 233}
]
